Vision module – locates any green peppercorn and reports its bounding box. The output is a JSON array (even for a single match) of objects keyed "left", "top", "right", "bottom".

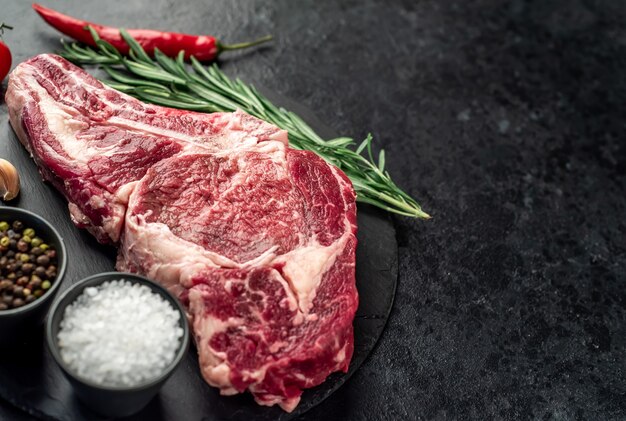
[
  {"left": 31, "top": 238, "right": 43, "bottom": 247},
  {"left": 33, "top": 290, "right": 43, "bottom": 298},
  {"left": 39, "top": 244, "right": 49, "bottom": 251},
  {"left": 23, "top": 228, "right": 35, "bottom": 238},
  {"left": 41, "top": 280, "right": 51, "bottom": 290},
  {"left": 22, "top": 235, "right": 32, "bottom": 244},
  {"left": 0, "top": 237, "right": 9, "bottom": 247},
  {"left": 0, "top": 221, "right": 9, "bottom": 232},
  {"left": 19, "top": 254, "right": 29, "bottom": 262}
]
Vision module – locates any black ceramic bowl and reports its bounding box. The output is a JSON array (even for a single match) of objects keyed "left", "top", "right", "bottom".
[
  {"left": 0, "top": 207, "right": 67, "bottom": 344},
  {"left": 46, "top": 272, "right": 190, "bottom": 418}
]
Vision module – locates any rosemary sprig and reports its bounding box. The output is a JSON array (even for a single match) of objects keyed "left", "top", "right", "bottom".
[{"left": 59, "top": 27, "right": 430, "bottom": 218}]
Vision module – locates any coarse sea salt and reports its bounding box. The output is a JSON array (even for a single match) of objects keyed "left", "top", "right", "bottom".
[{"left": 57, "top": 279, "right": 184, "bottom": 388}]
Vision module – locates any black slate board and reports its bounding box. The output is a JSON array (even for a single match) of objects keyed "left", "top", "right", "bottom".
[{"left": 0, "top": 83, "right": 398, "bottom": 420}]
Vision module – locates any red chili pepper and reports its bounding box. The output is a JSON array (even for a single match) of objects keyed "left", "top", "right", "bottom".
[
  {"left": 0, "top": 23, "right": 12, "bottom": 83},
  {"left": 32, "top": 4, "right": 272, "bottom": 61}
]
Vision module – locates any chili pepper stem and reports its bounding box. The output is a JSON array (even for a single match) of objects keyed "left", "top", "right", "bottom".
[{"left": 218, "top": 34, "right": 273, "bottom": 52}]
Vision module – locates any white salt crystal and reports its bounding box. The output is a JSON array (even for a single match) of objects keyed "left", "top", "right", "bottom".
[{"left": 57, "top": 279, "right": 183, "bottom": 388}]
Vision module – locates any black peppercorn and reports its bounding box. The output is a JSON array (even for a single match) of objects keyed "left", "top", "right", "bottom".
[
  {"left": 22, "top": 263, "right": 34, "bottom": 274},
  {"left": 29, "top": 277, "right": 42, "bottom": 290}
]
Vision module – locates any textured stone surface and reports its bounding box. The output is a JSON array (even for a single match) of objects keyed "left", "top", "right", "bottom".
[{"left": 1, "top": 0, "right": 625, "bottom": 420}]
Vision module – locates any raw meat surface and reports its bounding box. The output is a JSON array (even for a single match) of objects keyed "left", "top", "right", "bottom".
[{"left": 6, "top": 54, "right": 358, "bottom": 411}]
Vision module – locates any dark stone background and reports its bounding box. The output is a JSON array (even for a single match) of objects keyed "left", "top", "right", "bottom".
[{"left": 1, "top": 0, "right": 625, "bottom": 419}]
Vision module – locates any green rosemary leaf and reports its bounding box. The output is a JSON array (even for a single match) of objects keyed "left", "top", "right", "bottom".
[
  {"left": 153, "top": 48, "right": 188, "bottom": 80},
  {"left": 122, "top": 59, "right": 187, "bottom": 85},
  {"left": 119, "top": 28, "right": 153, "bottom": 64},
  {"left": 103, "top": 66, "right": 166, "bottom": 89},
  {"left": 132, "top": 86, "right": 215, "bottom": 111},
  {"left": 325, "top": 137, "right": 353, "bottom": 148},
  {"left": 378, "top": 149, "right": 386, "bottom": 173},
  {"left": 101, "top": 79, "right": 136, "bottom": 92},
  {"left": 355, "top": 136, "right": 369, "bottom": 155}
]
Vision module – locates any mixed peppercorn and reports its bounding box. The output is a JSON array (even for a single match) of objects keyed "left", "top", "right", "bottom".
[{"left": 0, "top": 220, "right": 58, "bottom": 310}]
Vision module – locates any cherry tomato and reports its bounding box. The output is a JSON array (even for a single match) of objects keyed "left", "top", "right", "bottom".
[
  {"left": 0, "top": 41, "right": 10, "bottom": 82},
  {"left": 0, "top": 24, "right": 11, "bottom": 82}
]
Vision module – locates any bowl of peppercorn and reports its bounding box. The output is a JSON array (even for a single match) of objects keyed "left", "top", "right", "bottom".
[{"left": 0, "top": 206, "right": 67, "bottom": 345}]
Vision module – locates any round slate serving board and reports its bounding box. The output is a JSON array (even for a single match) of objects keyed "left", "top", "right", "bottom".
[{"left": 0, "top": 82, "right": 398, "bottom": 420}]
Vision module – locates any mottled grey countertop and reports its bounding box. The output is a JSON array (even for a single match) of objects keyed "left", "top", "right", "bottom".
[{"left": 1, "top": 0, "right": 625, "bottom": 420}]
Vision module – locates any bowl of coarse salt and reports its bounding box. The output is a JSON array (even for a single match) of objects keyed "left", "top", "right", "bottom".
[{"left": 45, "top": 272, "right": 190, "bottom": 418}]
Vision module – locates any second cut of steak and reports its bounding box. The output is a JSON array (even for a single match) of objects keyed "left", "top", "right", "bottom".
[
  {"left": 6, "top": 54, "right": 358, "bottom": 411},
  {"left": 119, "top": 146, "right": 358, "bottom": 409}
]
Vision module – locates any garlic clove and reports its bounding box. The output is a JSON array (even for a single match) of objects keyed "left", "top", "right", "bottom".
[{"left": 0, "top": 159, "right": 20, "bottom": 201}]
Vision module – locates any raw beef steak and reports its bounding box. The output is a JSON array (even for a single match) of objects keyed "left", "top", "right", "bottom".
[{"left": 6, "top": 54, "right": 358, "bottom": 411}]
